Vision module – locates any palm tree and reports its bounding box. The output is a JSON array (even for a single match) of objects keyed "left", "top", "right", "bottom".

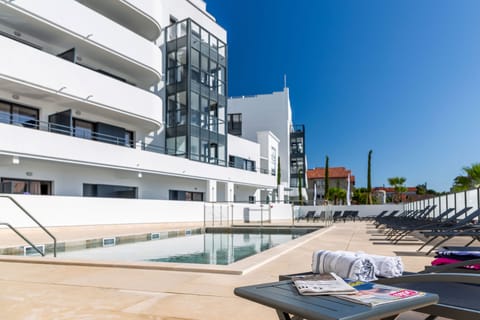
[
  {"left": 328, "top": 187, "right": 347, "bottom": 205},
  {"left": 452, "top": 163, "right": 480, "bottom": 192},
  {"left": 367, "top": 150, "right": 373, "bottom": 204},
  {"left": 388, "top": 177, "right": 407, "bottom": 203}
]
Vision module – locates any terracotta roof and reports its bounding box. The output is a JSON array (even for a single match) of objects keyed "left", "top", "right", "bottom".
[{"left": 307, "top": 167, "right": 355, "bottom": 183}]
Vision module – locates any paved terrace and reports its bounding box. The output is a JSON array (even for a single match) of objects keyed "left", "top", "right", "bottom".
[{"left": 0, "top": 221, "right": 457, "bottom": 320}]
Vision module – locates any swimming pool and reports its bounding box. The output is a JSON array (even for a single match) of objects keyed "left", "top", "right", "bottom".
[{"left": 53, "top": 228, "right": 315, "bottom": 265}]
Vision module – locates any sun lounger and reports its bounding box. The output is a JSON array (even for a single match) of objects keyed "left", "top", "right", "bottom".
[
  {"left": 387, "top": 207, "right": 457, "bottom": 243},
  {"left": 332, "top": 211, "right": 343, "bottom": 222},
  {"left": 278, "top": 271, "right": 480, "bottom": 320},
  {"left": 375, "top": 273, "right": 480, "bottom": 320},
  {"left": 418, "top": 208, "right": 480, "bottom": 254}
]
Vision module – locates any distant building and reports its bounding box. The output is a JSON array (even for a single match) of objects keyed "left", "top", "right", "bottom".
[
  {"left": 228, "top": 89, "right": 308, "bottom": 203},
  {"left": 307, "top": 167, "right": 354, "bottom": 204},
  {"left": 373, "top": 187, "right": 418, "bottom": 203}
]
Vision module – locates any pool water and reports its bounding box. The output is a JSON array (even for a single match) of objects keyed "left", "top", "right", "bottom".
[{"left": 55, "top": 230, "right": 313, "bottom": 265}]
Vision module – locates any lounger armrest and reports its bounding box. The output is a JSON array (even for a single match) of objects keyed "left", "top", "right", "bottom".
[{"left": 375, "top": 273, "right": 480, "bottom": 286}]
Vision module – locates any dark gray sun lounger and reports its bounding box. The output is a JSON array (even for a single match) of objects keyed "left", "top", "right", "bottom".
[
  {"left": 375, "top": 273, "right": 480, "bottom": 320},
  {"left": 278, "top": 271, "right": 480, "bottom": 320},
  {"left": 418, "top": 208, "right": 480, "bottom": 254}
]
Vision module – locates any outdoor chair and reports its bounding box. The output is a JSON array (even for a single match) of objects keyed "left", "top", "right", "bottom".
[
  {"left": 375, "top": 273, "right": 480, "bottom": 320},
  {"left": 332, "top": 211, "right": 343, "bottom": 222},
  {"left": 386, "top": 207, "right": 457, "bottom": 244},
  {"left": 417, "top": 208, "right": 480, "bottom": 254},
  {"left": 295, "top": 211, "right": 307, "bottom": 222},
  {"left": 382, "top": 206, "right": 435, "bottom": 232},
  {"left": 279, "top": 270, "right": 480, "bottom": 320},
  {"left": 381, "top": 207, "right": 468, "bottom": 244},
  {"left": 375, "top": 210, "right": 404, "bottom": 228},
  {"left": 365, "top": 210, "right": 388, "bottom": 221},
  {"left": 313, "top": 211, "right": 325, "bottom": 222},
  {"left": 420, "top": 225, "right": 480, "bottom": 255},
  {"left": 305, "top": 211, "right": 316, "bottom": 222}
]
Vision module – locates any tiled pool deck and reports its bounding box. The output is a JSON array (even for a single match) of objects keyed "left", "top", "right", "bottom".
[{"left": 0, "top": 221, "right": 461, "bottom": 319}]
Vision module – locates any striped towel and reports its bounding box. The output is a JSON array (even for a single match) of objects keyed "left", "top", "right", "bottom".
[{"left": 311, "top": 250, "right": 377, "bottom": 281}]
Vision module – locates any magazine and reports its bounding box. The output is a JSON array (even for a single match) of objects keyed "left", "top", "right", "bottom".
[
  {"left": 292, "top": 273, "right": 358, "bottom": 295},
  {"left": 337, "top": 281, "right": 426, "bottom": 306}
]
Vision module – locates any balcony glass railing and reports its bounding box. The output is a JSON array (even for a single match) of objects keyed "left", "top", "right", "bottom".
[{"left": 1, "top": 117, "right": 241, "bottom": 172}]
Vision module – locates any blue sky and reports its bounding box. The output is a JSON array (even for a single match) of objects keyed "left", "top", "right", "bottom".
[{"left": 206, "top": 0, "right": 480, "bottom": 192}]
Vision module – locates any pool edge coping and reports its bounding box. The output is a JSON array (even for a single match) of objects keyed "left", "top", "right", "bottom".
[{"left": 0, "top": 225, "right": 335, "bottom": 275}]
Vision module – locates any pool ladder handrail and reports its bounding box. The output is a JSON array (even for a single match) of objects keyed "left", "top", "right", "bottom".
[{"left": 0, "top": 195, "right": 57, "bottom": 257}]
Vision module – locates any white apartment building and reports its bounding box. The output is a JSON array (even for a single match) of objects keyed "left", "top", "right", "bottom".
[
  {"left": 228, "top": 88, "right": 308, "bottom": 203},
  {"left": 0, "top": 0, "right": 279, "bottom": 203}
]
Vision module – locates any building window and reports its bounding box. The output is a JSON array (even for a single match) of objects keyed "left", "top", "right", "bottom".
[
  {"left": 73, "top": 119, "right": 95, "bottom": 139},
  {"left": 169, "top": 190, "right": 203, "bottom": 201},
  {"left": 229, "top": 156, "right": 256, "bottom": 172},
  {"left": 0, "top": 100, "right": 39, "bottom": 128},
  {"left": 1, "top": 178, "right": 52, "bottom": 195},
  {"left": 227, "top": 113, "right": 242, "bottom": 136},
  {"left": 83, "top": 184, "right": 137, "bottom": 199},
  {"left": 165, "top": 18, "right": 227, "bottom": 166}
]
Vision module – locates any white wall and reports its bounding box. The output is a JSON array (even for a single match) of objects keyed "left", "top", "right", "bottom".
[
  {"left": 0, "top": 195, "right": 294, "bottom": 228},
  {"left": 228, "top": 134, "right": 260, "bottom": 164},
  {"left": 229, "top": 89, "right": 292, "bottom": 186}
]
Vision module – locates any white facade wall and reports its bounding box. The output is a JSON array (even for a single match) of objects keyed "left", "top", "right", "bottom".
[
  {"left": 227, "top": 134, "right": 261, "bottom": 165},
  {"left": 229, "top": 89, "right": 293, "bottom": 187},
  {"left": 0, "top": 195, "right": 293, "bottom": 228},
  {"left": 256, "top": 131, "right": 280, "bottom": 176}
]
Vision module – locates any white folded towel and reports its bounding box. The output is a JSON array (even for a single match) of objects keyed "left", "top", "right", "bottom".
[
  {"left": 312, "top": 250, "right": 377, "bottom": 281},
  {"left": 367, "top": 254, "right": 404, "bottom": 278}
]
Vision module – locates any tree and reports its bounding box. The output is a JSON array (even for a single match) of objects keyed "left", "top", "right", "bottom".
[
  {"left": 276, "top": 156, "right": 281, "bottom": 186},
  {"left": 352, "top": 187, "right": 369, "bottom": 204},
  {"left": 416, "top": 183, "right": 427, "bottom": 195},
  {"left": 388, "top": 177, "right": 407, "bottom": 203},
  {"left": 276, "top": 156, "right": 282, "bottom": 202},
  {"left": 324, "top": 156, "right": 329, "bottom": 201},
  {"left": 452, "top": 163, "right": 480, "bottom": 192},
  {"left": 298, "top": 169, "right": 304, "bottom": 205},
  {"left": 328, "top": 187, "right": 347, "bottom": 205},
  {"left": 367, "top": 150, "right": 373, "bottom": 204}
]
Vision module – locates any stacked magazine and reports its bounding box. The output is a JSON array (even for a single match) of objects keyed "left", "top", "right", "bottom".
[
  {"left": 292, "top": 273, "right": 357, "bottom": 295},
  {"left": 337, "top": 281, "right": 426, "bottom": 306},
  {"left": 292, "top": 273, "right": 425, "bottom": 307}
]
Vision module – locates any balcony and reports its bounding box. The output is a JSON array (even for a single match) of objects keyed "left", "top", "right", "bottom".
[
  {"left": 77, "top": 0, "right": 162, "bottom": 41},
  {"left": 0, "top": 36, "right": 162, "bottom": 127},
  {"left": 0, "top": 123, "right": 276, "bottom": 188},
  {"left": 0, "top": 0, "right": 162, "bottom": 87}
]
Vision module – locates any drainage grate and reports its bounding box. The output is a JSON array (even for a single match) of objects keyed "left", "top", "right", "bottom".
[
  {"left": 24, "top": 244, "right": 45, "bottom": 256},
  {"left": 102, "top": 237, "right": 116, "bottom": 247}
]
